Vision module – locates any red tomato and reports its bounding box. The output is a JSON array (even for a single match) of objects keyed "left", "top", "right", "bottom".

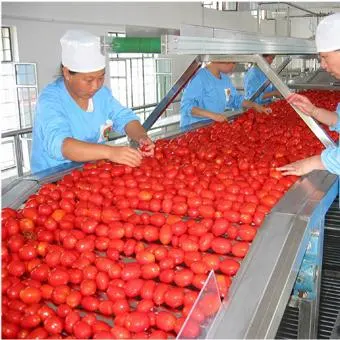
[
  {"left": 232, "top": 242, "right": 250, "bottom": 258},
  {"left": 156, "top": 311, "right": 177, "bottom": 332},
  {"left": 219, "top": 259, "right": 240, "bottom": 276},
  {"left": 124, "top": 312, "right": 150, "bottom": 333},
  {"left": 211, "top": 237, "right": 232, "bottom": 255},
  {"left": 238, "top": 224, "right": 257, "bottom": 241}
]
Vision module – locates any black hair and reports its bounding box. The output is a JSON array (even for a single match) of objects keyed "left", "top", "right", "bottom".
[
  {"left": 60, "top": 63, "right": 77, "bottom": 76},
  {"left": 262, "top": 54, "right": 275, "bottom": 58}
]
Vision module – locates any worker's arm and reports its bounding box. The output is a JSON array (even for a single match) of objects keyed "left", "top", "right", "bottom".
[
  {"left": 124, "top": 120, "right": 155, "bottom": 156},
  {"left": 287, "top": 93, "right": 338, "bottom": 127},
  {"left": 262, "top": 90, "right": 282, "bottom": 99},
  {"left": 191, "top": 107, "right": 227, "bottom": 122},
  {"left": 62, "top": 138, "right": 143, "bottom": 167},
  {"left": 242, "top": 100, "right": 272, "bottom": 115}
]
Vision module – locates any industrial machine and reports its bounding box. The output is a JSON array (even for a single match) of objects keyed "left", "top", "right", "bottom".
[{"left": 2, "top": 28, "right": 340, "bottom": 339}]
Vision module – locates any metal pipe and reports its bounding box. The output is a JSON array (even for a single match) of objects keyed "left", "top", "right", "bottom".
[
  {"left": 13, "top": 135, "right": 23, "bottom": 177},
  {"left": 258, "top": 2, "right": 328, "bottom": 17},
  {"left": 110, "top": 37, "right": 161, "bottom": 54},
  {"left": 2, "top": 127, "right": 32, "bottom": 139}
]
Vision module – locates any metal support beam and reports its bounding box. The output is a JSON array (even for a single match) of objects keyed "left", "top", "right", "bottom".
[
  {"left": 143, "top": 56, "right": 202, "bottom": 131},
  {"left": 249, "top": 56, "right": 292, "bottom": 102}
]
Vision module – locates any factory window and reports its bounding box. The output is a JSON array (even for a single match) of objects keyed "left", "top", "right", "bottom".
[
  {"left": 108, "top": 32, "right": 172, "bottom": 123},
  {"left": 1, "top": 26, "right": 37, "bottom": 179},
  {"left": 1, "top": 26, "right": 13, "bottom": 62},
  {"left": 202, "top": 1, "right": 238, "bottom": 11}
]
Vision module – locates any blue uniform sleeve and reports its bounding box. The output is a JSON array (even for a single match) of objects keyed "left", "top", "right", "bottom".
[
  {"left": 321, "top": 146, "right": 340, "bottom": 175},
  {"left": 36, "top": 94, "right": 72, "bottom": 161},
  {"left": 226, "top": 80, "right": 244, "bottom": 110},
  {"left": 180, "top": 75, "right": 203, "bottom": 116},
  {"left": 244, "top": 66, "right": 274, "bottom": 104},
  {"left": 329, "top": 105, "right": 340, "bottom": 132},
  {"left": 104, "top": 88, "right": 140, "bottom": 135}
]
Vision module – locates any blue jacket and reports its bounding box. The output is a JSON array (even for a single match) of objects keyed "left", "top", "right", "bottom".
[
  {"left": 31, "top": 77, "right": 139, "bottom": 173},
  {"left": 244, "top": 65, "right": 276, "bottom": 104},
  {"left": 321, "top": 103, "right": 340, "bottom": 175},
  {"left": 180, "top": 68, "right": 244, "bottom": 129}
]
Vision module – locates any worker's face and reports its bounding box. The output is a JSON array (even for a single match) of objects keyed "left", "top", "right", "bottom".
[
  {"left": 319, "top": 51, "right": 340, "bottom": 79},
  {"left": 63, "top": 68, "right": 105, "bottom": 99},
  {"left": 265, "top": 55, "right": 275, "bottom": 65},
  {"left": 218, "top": 62, "right": 236, "bottom": 74}
]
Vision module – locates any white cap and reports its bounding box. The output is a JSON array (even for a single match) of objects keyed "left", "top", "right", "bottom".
[
  {"left": 60, "top": 30, "right": 105, "bottom": 73},
  {"left": 316, "top": 13, "right": 340, "bottom": 52}
]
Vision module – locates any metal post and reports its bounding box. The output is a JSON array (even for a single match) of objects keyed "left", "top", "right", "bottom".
[
  {"left": 13, "top": 134, "right": 24, "bottom": 177},
  {"left": 143, "top": 56, "right": 202, "bottom": 131}
]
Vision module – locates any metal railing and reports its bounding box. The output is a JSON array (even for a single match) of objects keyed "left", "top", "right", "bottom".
[{"left": 1, "top": 101, "right": 180, "bottom": 179}]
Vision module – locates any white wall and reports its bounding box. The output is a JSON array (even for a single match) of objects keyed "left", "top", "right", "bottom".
[
  {"left": 2, "top": 2, "right": 272, "bottom": 89},
  {"left": 2, "top": 2, "right": 340, "bottom": 90}
]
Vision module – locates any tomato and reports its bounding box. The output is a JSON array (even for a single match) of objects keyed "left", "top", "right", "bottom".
[
  {"left": 174, "top": 269, "right": 194, "bottom": 287},
  {"left": 238, "top": 224, "right": 257, "bottom": 241},
  {"left": 73, "top": 320, "right": 92, "bottom": 339},
  {"left": 211, "top": 237, "right": 232, "bottom": 255},
  {"left": 232, "top": 242, "right": 250, "bottom": 258},
  {"left": 219, "top": 259, "right": 240, "bottom": 275},
  {"left": 112, "top": 299, "right": 130, "bottom": 315},
  {"left": 153, "top": 283, "right": 169, "bottom": 305},
  {"left": 261, "top": 195, "right": 278, "bottom": 208},
  {"left": 124, "top": 278, "right": 144, "bottom": 298},
  {"left": 212, "top": 218, "right": 229, "bottom": 236},
  {"left": 164, "top": 287, "right": 184, "bottom": 308},
  {"left": 200, "top": 255, "right": 218, "bottom": 275},
  {"left": 43, "top": 315, "right": 63, "bottom": 335},
  {"left": 156, "top": 311, "right": 177, "bottom": 332},
  {"left": 141, "top": 280, "right": 156, "bottom": 300},
  {"left": 124, "top": 312, "right": 150, "bottom": 333},
  {"left": 199, "top": 292, "right": 220, "bottom": 317},
  {"left": 19, "top": 286, "right": 41, "bottom": 304},
  {"left": 180, "top": 320, "right": 200, "bottom": 338}
]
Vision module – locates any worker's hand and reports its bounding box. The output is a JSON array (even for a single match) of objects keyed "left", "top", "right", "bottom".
[
  {"left": 212, "top": 114, "right": 228, "bottom": 122},
  {"left": 286, "top": 93, "right": 316, "bottom": 116},
  {"left": 254, "top": 104, "right": 272, "bottom": 115},
  {"left": 276, "top": 155, "right": 325, "bottom": 176},
  {"left": 108, "top": 146, "right": 143, "bottom": 167},
  {"left": 138, "top": 136, "right": 155, "bottom": 157}
]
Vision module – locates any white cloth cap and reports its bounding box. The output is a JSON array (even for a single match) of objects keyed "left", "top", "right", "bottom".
[
  {"left": 60, "top": 30, "right": 105, "bottom": 73},
  {"left": 316, "top": 13, "right": 340, "bottom": 52}
]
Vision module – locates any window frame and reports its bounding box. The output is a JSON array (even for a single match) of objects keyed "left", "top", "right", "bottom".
[{"left": 1, "top": 26, "right": 13, "bottom": 62}]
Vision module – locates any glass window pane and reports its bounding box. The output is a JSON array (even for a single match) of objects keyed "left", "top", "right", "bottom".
[
  {"left": 15, "top": 64, "right": 36, "bottom": 85},
  {"left": 0, "top": 138, "right": 16, "bottom": 170}
]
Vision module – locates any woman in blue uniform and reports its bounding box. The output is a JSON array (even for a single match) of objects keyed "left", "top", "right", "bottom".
[
  {"left": 277, "top": 13, "right": 340, "bottom": 176},
  {"left": 244, "top": 54, "right": 281, "bottom": 104},
  {"left": 180, "top": 62, "right": 271, "bottom": 130},
  {"left": 31, "top": 30, "right": 154, "bottom": 173}
]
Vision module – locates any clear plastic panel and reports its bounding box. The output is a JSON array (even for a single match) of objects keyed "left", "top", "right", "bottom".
[{"left": 177, "top": 270, "right": 222, "bottom": 339}]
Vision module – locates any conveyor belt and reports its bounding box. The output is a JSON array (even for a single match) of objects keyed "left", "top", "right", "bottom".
[{"left": 275, "top": 196, "right": 340, "bottom": 339}]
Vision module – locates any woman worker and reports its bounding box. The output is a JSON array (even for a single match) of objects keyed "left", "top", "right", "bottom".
[
  {"left": 31, "top": 30, "right": 154, "bottom": 173},
  {"left": 180, "top": 61, "right": 272, "bottom": 130},
  {"left": 277, "top": 13, "right": 340, "bottom": 176},
  {"left": 244, "top": 54, "right": 282, "bottom": 104}
]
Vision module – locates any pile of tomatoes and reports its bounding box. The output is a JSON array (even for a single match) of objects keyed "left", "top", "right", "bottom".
[{"left": 2, "top": 90, "right": 340, "bottom": 339}]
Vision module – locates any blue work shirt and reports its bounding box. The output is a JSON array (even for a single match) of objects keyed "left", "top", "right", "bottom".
[
  {"left": 244, "top": 65, "right": 276, "bottom": 104},
  {"left": 31, "top": 77, "right": 139, "bottom": 173},
  {"left": 321, "top": 103, "right": 340, "bottom": 175},
  {"left": 180, "top": 68, "right": 244, "bottom": 129}
]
